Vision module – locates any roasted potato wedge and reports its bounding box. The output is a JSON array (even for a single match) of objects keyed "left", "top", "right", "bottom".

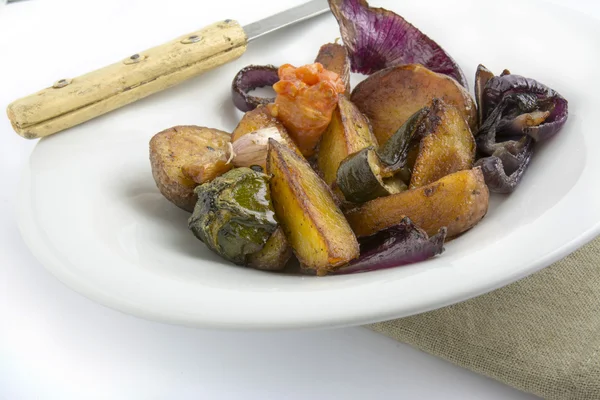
[
  {"left": 410, "top": 100, "right": 476, "bottom": 189},
  {"left": 267, "top": 139, "right": 359, "bottom": 275},
  {"left": 317, "top": 94, "right": 377, "bottom": 187},
  {"left": 247, "top": 227, "right": 293, "bottom": 271},
  {"left": 351, "top": 64, "right": 477, "bottom": 145},
  {"left": 315, "top": 42, "right": 351, "bottom": 94},
  {"left": 345, "top": 168, "right": 489, "bottom": 238},
  {"left": 150, "top": 125, "right": 231, "bottom": 212},
  {"left": 231, "top": 105, "right": 302, "bottom": 156}
]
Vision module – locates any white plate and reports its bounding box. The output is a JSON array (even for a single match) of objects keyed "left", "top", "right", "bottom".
[{"left": 17, "top": 0, "right": 600, "bottom": 329}]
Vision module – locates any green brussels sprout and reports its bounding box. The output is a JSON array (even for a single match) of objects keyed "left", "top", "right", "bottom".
[{"left": 188, "top": 168, "right": 277, "bottom": 264}]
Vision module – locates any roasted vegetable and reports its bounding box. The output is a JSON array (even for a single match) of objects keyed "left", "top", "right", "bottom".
[
  {"left": 475, "top": 137, "right": 533, "bottom": 193},
  {"left": 231, "top": 105, "right": 302, "bottom": 161},
  {"left": 345, "top": 168, "right": 489, "bottom": 238},
  {"left": 231, "top": 127, "right": 284, "bottom": 171},
  {"left": 231, "top": 65, "right": 279, "bottom": 112},
  {"left": 335, "top": 107, "right": 427, "bottom": 203},
  {"left": 337, "top": 147, "right": 406, "bottom": 203},
  {"left": 351, "top": 64, "right": 476, "bottom": 145},
  {"left": 475, "top": 64, "right": 495, "bottom": 126},
  {"left": 410, "top": 99, "right": 475, "bottom": 188},
  {"left": 181, "top": 151, "right": 233, "bottom": 186},
  {"left": 475, "top": 66, "right": 568, "bottom": 193},
  {"left": 150, "top": 125, "right": 231, "bottom": 212},
  {"left": 315, "top": 42, "right": 351, "bottom": 94},
  {"left": 247, "top": 227, "right": 292, "bottom": 271},
  {"left": 267, "top": 139, "right": 359, "bottom": 275},
  {"left": 334, "top": 218, "right": 447, "bottom": 275},
  {"left": 478, "top": 69, "right": 568, "bottom": 142},
  {"left": 268, "top": 63, "right": 346, "bottom": 157},
  {"left": 232, "top": 105, "right": 287, "bottom": 142},
  {"left": 328, "top": 0, "right": 467, "bottom": 87},
  {"left": 375, "top": 107, "right": 429, "bottom": 172},
  {"left": 317, "top": 94, "right": 377, "bottom": 188},
  {"left": 188, "top": 168, "right": 278, "bottom": 265}
]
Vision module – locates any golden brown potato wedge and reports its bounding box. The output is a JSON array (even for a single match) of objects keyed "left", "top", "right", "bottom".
[
  {"left": 345, "top": 168, "right": 489, "bottom": 238},
  {"left": 315, "top": 42, "right": 351, "bottom": 94},
  {"left": 267, "top": 139, "right": 359, "bottom": 275},
  {"left": 247, "top": 227, "right": 293, "bottom": 271},
  {"left": 150, "top": 125, "right": 231, "bottom": 212},
  {"left": 410, "top": 100, "right": 476, "bottom": 189},
  {"left": 351, "top": 64, "right": 477, "bottom": 145},
  {"left": 317, "top": 94, "right": 377, "bottom": 187}
]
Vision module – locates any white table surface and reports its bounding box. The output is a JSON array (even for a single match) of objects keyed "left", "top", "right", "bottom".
[{"left": 0, "top": 0, "right": 594, "bottom": 398}]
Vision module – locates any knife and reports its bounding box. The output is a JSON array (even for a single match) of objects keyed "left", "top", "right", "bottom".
[{"left": 6, "top": 0, "right": 330, "bottom": 139}]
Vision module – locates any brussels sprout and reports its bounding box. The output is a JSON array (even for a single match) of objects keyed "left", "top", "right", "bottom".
[{"left": 188, "top": 168, "right": 277, "bottom": 264}]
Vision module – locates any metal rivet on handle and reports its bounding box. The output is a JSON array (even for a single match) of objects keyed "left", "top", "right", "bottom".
[
  {"left": 52, "top": 78, "right": 72, "bottom": 89},
  {"left": 123, "top": 53, "right": 147, "bottom": 65},
  {"left": 181, "top": 35, "right": 202, "bottom": 44}
]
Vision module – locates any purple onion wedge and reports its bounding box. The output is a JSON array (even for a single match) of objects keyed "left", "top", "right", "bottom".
[
  {"left": 231, "top": 65, "right": 279, "bottom": 112},
  {"left": 475, "top": 137, "right": 534, "bottom": 194},
  {"left": 328, "top": 0, "right": 467, "bottom": 87},
  {"left": 333, "top": 218, "right": 446, "bottom": 275},
  {"left": 478, "top": 70, "right": 569, "bottom": 142},
  {"left": 475, "top": 66, "right": 568, "bottom": 193}
]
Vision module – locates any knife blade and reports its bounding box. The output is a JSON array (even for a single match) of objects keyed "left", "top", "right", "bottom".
[
  {"left": 245, "top": 0, "right": 329, "bottom": 42},
  {"left": 6, "top": 0, "right": 331, "bottom": 139}
]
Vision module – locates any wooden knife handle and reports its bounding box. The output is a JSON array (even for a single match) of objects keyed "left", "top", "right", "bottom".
[{"left": 7, "top": 20, "right": 247, "bottom": 139}]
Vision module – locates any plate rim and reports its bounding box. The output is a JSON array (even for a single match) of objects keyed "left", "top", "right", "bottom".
[{"left": 16, "top": 0, "right": 600, "bottom": 330}]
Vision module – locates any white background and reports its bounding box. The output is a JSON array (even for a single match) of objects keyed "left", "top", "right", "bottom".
[{"left": 0, "top": 0, "right": 594, "bottom": 398}]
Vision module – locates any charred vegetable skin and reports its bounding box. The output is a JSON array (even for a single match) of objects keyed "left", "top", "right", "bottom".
[
  {"left": 351, "top": 64, "right": 476, "bottom": 145},
  {"left": 189, "top": 168, "right": 278, "bottom": 265},
  {"left": 269, "top": 63, "right": 346, "bottom": 157},
  {"left": 375, "top": 106, "right": 429, "bottom": 171},
  {"left": 328, "top": 0, "right": 467, "bottom": 87},
  {"left": 336, "top": 107, "right": 428, "bottom": 203},
  {"left": 345, "top": 168, "right": 489, "bottom": 238},
  {"left": 335, "top": 218, "right": 446, "bottom": 275},
  {"left": 336, "top": 147, "right": 406, "bottom": 203},
  {"left": 267, "top": 139, "right": 359, "bottom": 276},
  {"left": 231, "top": 65, "right": 279, "bottom": 112},
  {"left": 475, "top": 66, "right": 568, "bottom": 193}
]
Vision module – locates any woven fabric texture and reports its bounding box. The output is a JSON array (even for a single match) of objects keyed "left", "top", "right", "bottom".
[{"left": 368, "top": 237, "right": 600, "bottom": 399}]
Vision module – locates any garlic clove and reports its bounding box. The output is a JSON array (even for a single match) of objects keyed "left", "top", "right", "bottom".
[{"left": 231, "top": 127, "right": 283, "bottom": 170}]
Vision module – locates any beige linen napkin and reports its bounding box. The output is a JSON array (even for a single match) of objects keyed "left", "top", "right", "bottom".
[{"left": 368, "top": 237, "right": 600, "bottom": 400}]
